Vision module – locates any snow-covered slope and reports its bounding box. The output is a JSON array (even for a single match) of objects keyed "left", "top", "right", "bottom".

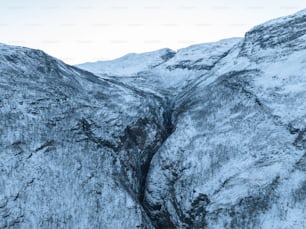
[
  {"left": 143, "top": 10, "right": 306, "bottom": 228},
  {"left": 0, "top": 44, "right": 172, "bottom": 229},
  {"left": 77, "top": 48, "right": 175, "bottom": 76},
  {"left": 1, "top": 9, "right": 306, "bottom": 229},
  {"left": 77, "top": 38, "right": 242, "bottom": 93}
]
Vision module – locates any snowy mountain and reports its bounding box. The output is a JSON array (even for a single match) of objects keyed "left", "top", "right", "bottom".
[
  {"left": 77, "top": 48, "right": 176, "bottom": 77},
  {"left": 1, "top": 9, "right": 306, "bottom": 229},
  {"left": 77, "top": 38, "right": 241, "bottom": 93},
  {"left": 0, "top": 43, "right": 172, "bottom": 229}
]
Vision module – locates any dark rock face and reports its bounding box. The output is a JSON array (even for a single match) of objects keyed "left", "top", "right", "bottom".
[{"left": 1, "top": 9, "right": 306, "bottom": 229}]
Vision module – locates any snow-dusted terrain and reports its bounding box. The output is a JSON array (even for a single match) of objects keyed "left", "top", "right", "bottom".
[
  {"left": 1, "top": 9, "right": 306, "bottom": 229},
  {"left": 77, "top": 48, "right": 176, "bottom": 77}
]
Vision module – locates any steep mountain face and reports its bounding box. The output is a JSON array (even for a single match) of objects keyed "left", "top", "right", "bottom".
[
  {"left": 0, "top": 44, "right": 173, "bottom": 228},
  {"left": 143, "top": 11, "right": 306, "bottom": 228},
  {"left": 1, "top": 9, "right": 306, "bottom": 229}
]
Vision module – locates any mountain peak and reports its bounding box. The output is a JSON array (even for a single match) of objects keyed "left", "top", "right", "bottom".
[
  {"left": 1, "top": 9, "right": 306, "bottom": 229},
  {"left": 250, "top": 8, "right": 306, "bottom": 31},
  {"left": 77, "top": 48, "right": 176, "bottom": 76},
  {"left": 243, "top": 9, "right": 306, "bottom": 53}
]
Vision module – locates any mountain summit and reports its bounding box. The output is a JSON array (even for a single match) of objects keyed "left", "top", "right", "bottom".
[{"left": 1, "top": 10, "right": 306, "bottom": 229}]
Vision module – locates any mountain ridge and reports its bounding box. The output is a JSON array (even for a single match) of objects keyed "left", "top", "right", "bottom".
[{"left": 0, "top": 9, "right": 306, "bottom": 229}]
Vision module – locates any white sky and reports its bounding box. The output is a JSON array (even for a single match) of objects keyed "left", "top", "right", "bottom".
[{"left": 0, "top": 0, "right": 305, "bottom": 64}]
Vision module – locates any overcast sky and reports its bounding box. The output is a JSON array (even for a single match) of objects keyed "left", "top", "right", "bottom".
[{"left": 0, "top": 0, "right": 305, "bottom": 64}]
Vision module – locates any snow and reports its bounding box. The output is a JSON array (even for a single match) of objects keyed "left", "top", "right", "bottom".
[
  {"left": 77, "top": 48, "right": 175, "bottom": 76},
  {"left": 249, "top": 8, "right": 306, "bottom": 32},
  {"left": 76, "top": 38, "right": 242, "bottom": 93},
  {"left": 1, "top": 8, "right": 306, "bottom": 229}
]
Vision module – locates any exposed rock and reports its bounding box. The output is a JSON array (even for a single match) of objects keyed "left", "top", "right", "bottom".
[{"left": 1, "top": 9, "right": 306, "bottom": 229}]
